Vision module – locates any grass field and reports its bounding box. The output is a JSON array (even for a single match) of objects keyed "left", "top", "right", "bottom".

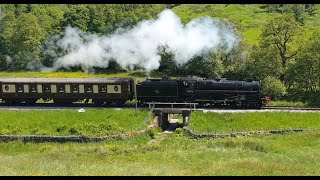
[
  {"left": 0, "top": 71, "right": 166, "bottom": 86},
  {"left": 173, "top": 4, "right": 320, "bottom": 45},
  {"left": 0, "top": 110, "right": 320, "bottom": 175},
  {"left": 0, "top": 109, "right": 149, "bottom": 136},
  {"left": 0, "top": 130, "right": 319, "bottom": 175},
  {"left": 190, "top": 111, "right": 320, "bottom": 133},
  {"left": 0, "top": 71, "right": 148, "bottom": 80},
  {"left": 0, "top": 71, "right": 127, "bottom": 78}
]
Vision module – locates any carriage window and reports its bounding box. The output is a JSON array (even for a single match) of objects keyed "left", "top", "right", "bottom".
[
  {"left": 44, "top": 85, "right": 51, "bottom": 93},
  {"left": 30, "top": 84, "right": 37, "bottom": 93},
  {"left": 85, "top": 85, "right": 92, "bottom": 93},
  {"left": 72, "top": 84, "right": 79, "bottom": 93},
  {"left": 58, "top": 84, "right": 65, "bottom": 93},
  {"left": 16, "top": 85, "right": 24, "bottom": 93},
  {"left": 100, "top": 85, "right": 106, "bottom": 93}
]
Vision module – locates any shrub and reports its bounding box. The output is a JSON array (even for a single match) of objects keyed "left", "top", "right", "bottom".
[{"left": 261, "top": 76, "right": 287, "bottom": 100}]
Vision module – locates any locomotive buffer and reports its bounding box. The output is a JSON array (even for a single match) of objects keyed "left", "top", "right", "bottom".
[{"left": 147, "top": 102, "right": 198, "bottom": 131}]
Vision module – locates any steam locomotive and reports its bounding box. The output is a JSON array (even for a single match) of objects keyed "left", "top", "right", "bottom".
[
  {"left": 0, "top": 77, "right": 269, "bottom": 108},
  {"left": 136, "top": 77, "right": 269, "bottom": 108}
]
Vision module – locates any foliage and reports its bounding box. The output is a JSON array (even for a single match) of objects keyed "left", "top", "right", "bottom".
[
  {"left": 3, "top": 13, "right": 46, "bottom": 70},
  {"left": 285, "top": 31, "right": 320, "bottom": 104},
  {"left": 0, "top": 4, "right": 320, "bottom": 103},
  {"left": 263, "top": 4, "right": 317, "bottom": 24},
  {"left": 0, "top": 4, "right": 166, "bottom": 71},
  {"left": 261, "top": 76, "right": 287, "bottom": 100},
  {"left": 183, "top": 53, "right": 224, "bottom": 78},
  {"left": 246, "top": 44, "right": 282, "bottom": 80},
  {"left": 157, "top": 49, "right": 180, "bottom": 76},
  {"left": 258, "top": 14, "right": 302, "bottom": 81}
]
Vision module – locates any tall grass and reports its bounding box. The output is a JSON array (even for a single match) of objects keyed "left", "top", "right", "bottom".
[
  {"left": 0, "top": 109, "right": 149, "bottom": 136},
  {"left": 267, "top": 101, "right": 307, "bottom": 107},
  {"left": 190, "top": 111, "right": 320, "bottom": 133},
  {"left": 0, "top": 130, "right": 320, "bottom": 175},
  {"left": 0, "top": 110, "right": 320, "bottom": 175}
]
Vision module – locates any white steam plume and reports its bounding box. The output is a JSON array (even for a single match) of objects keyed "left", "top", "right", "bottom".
[
  {"left": 43, "top": 9, "right": 239, "bottom": 72},
  {"left": 5, "top": 56, "right": 13, "bottom": 66}
]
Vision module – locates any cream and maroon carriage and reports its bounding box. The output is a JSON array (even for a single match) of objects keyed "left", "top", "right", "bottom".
[{"left": 0, "top": 78, "right": 135, "bottom": 105}]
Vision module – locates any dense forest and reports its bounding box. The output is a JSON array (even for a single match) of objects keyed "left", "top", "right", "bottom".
[{"left": 1, "top": 4, "right": 320, "bottom": 104}]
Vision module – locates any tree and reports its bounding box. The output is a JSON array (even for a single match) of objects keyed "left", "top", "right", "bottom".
[
  {"left": 103, "top": 4, "right": 166, "bottom": 34},
  {"left": 286, "top": 31, "right": 320, "bottom": 103},
  {"left": 263, "top": 4, "right": 285, "bottom": 13},
  {"left": 1, "top": 13, "right": 45, "bottom": 70},
  {"left": 30, "top": 4, "right": 66, "bottom": 35},
  {"left": 60, "top": 5, "right": 90, "bottom": 32},
  {"left": 87, "top": 5, "right": 107, "bottom": 34},
  {"left": 290, "top": 4, "right": 306, "bottom": 25},
  {"left": 165, "top": 4, "right": 180, "bottom": 9},
  {"left": 259, "top": 14, "right": 302, "bottom": 81},
  {"left": 246, "top": 44, "right": 283, "bottom": 80},
  {"left": 263, "top": 4, "right": 313, "bottom": 24},
  {"left": 0, "top": 35, "right": 8, "bottom": 70},
  {"left": 221, "top": 40, "right": 252, "bottom": 80},
  {"left": 158, "top": 50, "right": 179, "bottom": 76},
  {"left": 305, "top": 4, "right": 316, "bottom": 15},
  {"left": 184, "top": 53, "right": 224, "bottom": 79},
  {"left": 261, "top": 76, "right": 287, "bottom": 100}
]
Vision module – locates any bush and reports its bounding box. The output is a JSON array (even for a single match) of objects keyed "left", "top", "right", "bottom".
[{"left": 261, "top": 76, "right": 287, "bottom": 100}]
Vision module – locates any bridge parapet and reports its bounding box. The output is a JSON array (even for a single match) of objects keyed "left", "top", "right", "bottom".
[{"left": 147, "top": 102, "right": 197, "bottom": 130}]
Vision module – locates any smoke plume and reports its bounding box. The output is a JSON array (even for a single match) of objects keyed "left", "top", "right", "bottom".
[
  {"left": 5, "top": 56, "right": 13, "bottom": 66},
  {"left": 42, "top": 9, "right": 239, "bottom": 72}
]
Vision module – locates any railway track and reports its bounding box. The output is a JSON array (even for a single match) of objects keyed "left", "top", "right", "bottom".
[
  {"left": 1, "top": 103, "right": 320, "bottom": 112},
  {"left": 263, "top": 106, "right": 320, "bottom": 110}
]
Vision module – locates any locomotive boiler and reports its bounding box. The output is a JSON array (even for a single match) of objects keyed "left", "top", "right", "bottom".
[{"left": 136, "top": 77, "right": 268, "bottom": 108}]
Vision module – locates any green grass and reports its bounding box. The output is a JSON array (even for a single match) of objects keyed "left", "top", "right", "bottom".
[
  {"left": 0, "top": 110, "right": 320, "bottom": 175},
  {"left": 267, "top": 100, "right": 307, "bottom": 107},
  {"left": 173, "top": 4, "right": 277, "bottom": 44},
  {"left": 2, "top": 5, "right": 320, "bottom": 174},
  {"left": 0, "top": 71, "right": 126, "bottom": 78},
  {"left": 0, "top": 109, "right": 149, "bottom": 136},
  {"left": 0, "top": 130, "right": 320, "bottom": 175},
  {"left": 190, "top": 111, "right": 320, "bottom": 133},
  {"left": 0, "top": 71, "right": 147, "bottom": 78},
  {"left": 0, "top": 71, "right": 151, "bottom": 84},
  {"left": 173, "top": 4, "right": 320, "bottom": 45}
]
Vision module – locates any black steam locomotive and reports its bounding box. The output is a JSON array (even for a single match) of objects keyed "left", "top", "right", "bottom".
[
  {"left": 0, "top": 77, "right": 269, "bottom": 108},
  {"left": 136, "top": 77, "right": 269, "bottom": 108}
]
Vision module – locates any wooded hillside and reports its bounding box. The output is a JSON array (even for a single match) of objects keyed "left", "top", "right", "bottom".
[{"left": 0, "top": 4, "right": 320, "bottom": 104}]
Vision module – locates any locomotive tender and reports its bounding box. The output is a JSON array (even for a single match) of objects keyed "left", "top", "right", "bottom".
[{"left": 0, "top": 77, "right": 269, "bottom": 108}]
